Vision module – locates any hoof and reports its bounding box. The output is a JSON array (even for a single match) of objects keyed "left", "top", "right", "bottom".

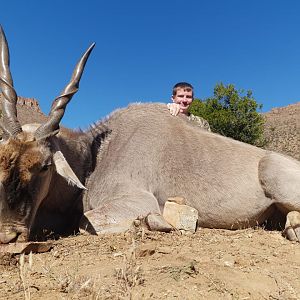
[
  {"left": 145, "top": 213, "right": 173, "bottom": 232},
  {"left": 79, "top": 214, "right": 97, "bottom": 235},
  {"left": 80, "top": 211, "right": 135, "bottom": 235},
  {"left": 283, "top": 211, "right": 300, "bottom": 242}
]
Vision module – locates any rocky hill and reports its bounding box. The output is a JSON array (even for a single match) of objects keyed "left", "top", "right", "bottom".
[
  {"left": 263, "top": 102, "right": 300, "bottom": 160},
  {"left": 0, "top": 94, "right": 48, "bottom": 125}
]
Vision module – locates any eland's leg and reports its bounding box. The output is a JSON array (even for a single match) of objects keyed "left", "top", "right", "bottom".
[
  {"left": 80, "top": 189, "right": 171, "bottom": 234},
  {"left": 259, "top": 152, "right": 300, "bottom": 242},
  {"left": 283, "top": 211, "right": 300, "bottom": 241}
]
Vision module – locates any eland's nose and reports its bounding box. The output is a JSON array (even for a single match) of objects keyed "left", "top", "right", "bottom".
[{"left": 0, "top": 231, "right": 17, "bottom": 244}]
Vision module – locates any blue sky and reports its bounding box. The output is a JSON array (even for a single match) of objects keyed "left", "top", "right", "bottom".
[{"left": 1, "top": 1, "right": 300, "bottom": 128}]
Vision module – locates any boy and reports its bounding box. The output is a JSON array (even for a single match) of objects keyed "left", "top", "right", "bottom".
[
  {"left": 167, "top": 82, "right": 193, "bottom": 116},
  {"left": 167, "top": 82, "right": 211, "bottom": 131}
]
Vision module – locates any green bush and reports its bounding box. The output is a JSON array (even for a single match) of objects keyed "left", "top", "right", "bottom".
[{"left": 189, "top": 83, "right": 265, "bottom": 146}]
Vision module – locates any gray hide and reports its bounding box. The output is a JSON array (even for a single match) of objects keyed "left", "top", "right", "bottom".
[{"left": 81, "top": 103, "right": 300, "bottom": 235}]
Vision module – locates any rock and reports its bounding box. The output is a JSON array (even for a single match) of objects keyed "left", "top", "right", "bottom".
[
  {"left": 17, "top": 96, "right": 42, "bottom": 112},
  {"left": 0, "top": 242, "right": 53, "bottom": 254},
  {"left": 222, "top": 255, "right": 236, "bottom": 267},
  {"left": 167, "top": 196, "right": 186, "bottom": 205},
  {"left": 163, "top": 201, "right": 198, "bottom": 233},
  {"left": 133, "top": 219, "right": 141, "bottom": 227}
]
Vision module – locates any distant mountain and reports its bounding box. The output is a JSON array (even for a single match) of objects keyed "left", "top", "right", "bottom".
[
  {"left": 263, "top": 102, "right": 300, "bottom": 160},
  {"left": 0, "top": 94, "right": 48, "bottom": 125}
]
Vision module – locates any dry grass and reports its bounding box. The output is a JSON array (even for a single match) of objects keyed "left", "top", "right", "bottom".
[
  {"left": 34, "top": 248, "right": 102, "bottom": 299},
  {"left": 13, "top": 232, "right": 146, "bottom": 299},
  {"left": 114, "top": 238, "right": 145, "bottom": 299},
  {"left": 18, "top": 252, "right": 33, "bottom": 300}
]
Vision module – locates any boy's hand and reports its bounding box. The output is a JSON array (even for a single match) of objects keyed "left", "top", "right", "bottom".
[{"left": 167, "top": 103, "right": 180, "bottom": 116}]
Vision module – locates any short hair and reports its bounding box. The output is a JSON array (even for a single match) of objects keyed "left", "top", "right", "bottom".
[{"left": 172, "top": 82, "right": 194, "bottom": 96}]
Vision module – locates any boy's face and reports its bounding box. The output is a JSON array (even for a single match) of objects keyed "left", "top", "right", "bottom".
[{"left": 171, "top": 88, "right": 193, "bottom": 115}]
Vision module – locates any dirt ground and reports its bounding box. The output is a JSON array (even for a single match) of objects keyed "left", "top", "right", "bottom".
[{"left": 1, "top": 226, "right": 300, "bottom": 300}]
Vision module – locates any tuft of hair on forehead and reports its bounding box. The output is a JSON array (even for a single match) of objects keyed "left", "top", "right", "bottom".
[
  {"left": 0, "top": 132, "right": 46, "bottom": 184},
  {"left": 172, "top": 82, "right": 194, "bottom": 96}
]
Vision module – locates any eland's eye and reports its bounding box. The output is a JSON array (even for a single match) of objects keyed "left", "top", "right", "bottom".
[{"left": 41, "top": 163, "right": 51, "bottom": 172}]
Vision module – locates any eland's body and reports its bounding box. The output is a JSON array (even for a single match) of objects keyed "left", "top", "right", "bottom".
[
  {"left": 0, "top": 26, "right": 300, "bottom": 243},
  {"left": 82, "top": 103, "right": 300, "bottom": 236}
]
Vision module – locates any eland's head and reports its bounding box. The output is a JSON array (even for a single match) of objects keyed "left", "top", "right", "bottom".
[{"left": 0, "top": 26, "right": 94, "bottom": 243}]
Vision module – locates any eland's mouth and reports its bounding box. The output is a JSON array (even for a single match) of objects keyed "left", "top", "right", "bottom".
[
  {"left": 0, "top": 228, "right": 28, "bottom": 244},
  {"left": 0, "top": 231, "right": 18, "bottom": 244}
]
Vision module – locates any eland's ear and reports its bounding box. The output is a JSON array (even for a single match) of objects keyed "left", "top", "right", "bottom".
[{"left": 53, "top": 151, "right": 86, "bottom": 190}]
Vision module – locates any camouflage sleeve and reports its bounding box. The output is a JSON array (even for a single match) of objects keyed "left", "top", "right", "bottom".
[{"left": 188, "top": 114, "right": 211, "bottom": 131}]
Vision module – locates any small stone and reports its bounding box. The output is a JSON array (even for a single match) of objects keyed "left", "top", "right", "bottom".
[
  {"left": 223, "top": 260, "right": 235, "bottom": 267},
  {"left": 133, "top": 219, "right": 141, "bottom": 227},
  {"left": 112, "top": 252, "right": 123, "bottom": 258},
  {"left": 222, "top": 255, "right": 236, "bottom": 267},
  {"left": 163, "top": 201, "right": 198, "bottom": 233},
  {"left": 167, "top": 196, "right": 186, "bottom": 205}
]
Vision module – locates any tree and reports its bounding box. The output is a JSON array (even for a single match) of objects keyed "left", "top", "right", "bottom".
[{"left": 189, "top": 83, "right": 265, "bottom": 146}]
